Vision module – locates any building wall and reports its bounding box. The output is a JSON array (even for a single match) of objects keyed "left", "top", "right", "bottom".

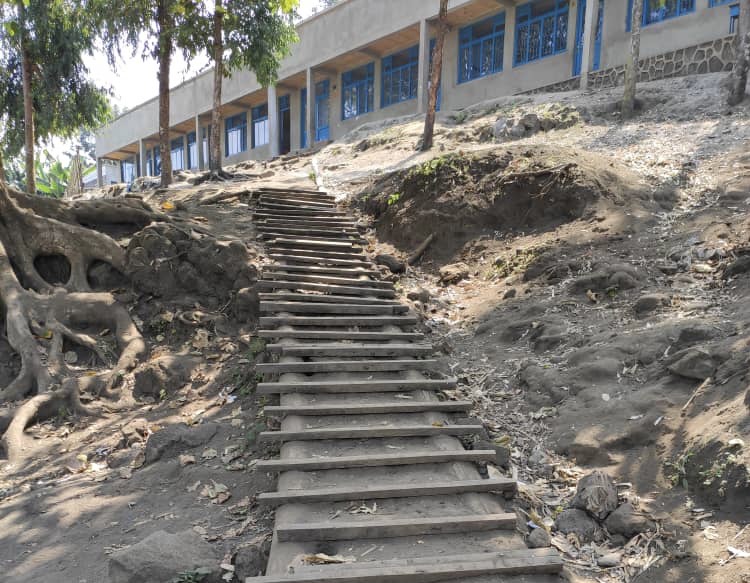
[{"left": 96, "top": 0, "right": 740, "bottom": 170}]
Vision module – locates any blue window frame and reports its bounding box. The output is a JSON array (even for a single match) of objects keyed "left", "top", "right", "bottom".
[
  {"left": 170, "top": 137, "right": 184, "bottom": 171},
  {"left": 315, "top": 80, "right": 330, "bottom": 141},
  {"left": 515, "top": 0, "right": 569, "bottom": 67},
  {"left": 147, "top": 148, "right": 161, "bottom": 176},
  {"left": 709, "top": 0, "right": 733, "bottom": 6},
  {"left": 627, "top": 0, "right": 695, "bottom": 30},
  {"left": 730, "top": 3, "right": 740, "bottom": 32},
  {"left": 301, "top": 88, "right": 308, "bottom": 148},
  {"left": 252, "top": 104, "right": 269, "bottom": 148},
  {"left": 382, "top": 45, "right": 419, "bottom": 107},
  {"left": 121, "top": 159, "right": 136, "bottom": 183},
  {"left": 187, "top": 131, "right": 197, "bottom": 169},
  {"left": 225, "top": 113, "right": 247, "bottom": 157},
  {"left": 459, "top": 13, "right": 505, "bottom": 83},
  {"left": 342, "top": 62, "right": 374, "bottom": 120}
]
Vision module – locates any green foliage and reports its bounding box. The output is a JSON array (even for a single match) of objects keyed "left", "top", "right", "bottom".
[
  {"left": 387, "top": 192, "right": 401, "bottom": 206},
  {"left": 3, "top": 149, "right": 93, "bottom": 197},
  {"left": 666, "top": 451, "right": 694, "bottom": 489},
  {"left": 0, "top": 0, "right": 112, "bottom": 158},
  {"left": 408, "top": 155, "right": 469, "bottom": 187},
  {"left": 171, "top": 568, "right": 212, "bottom": 583},
  {"left": 248, "top": 337, "right": 267, "bottom": 358}
]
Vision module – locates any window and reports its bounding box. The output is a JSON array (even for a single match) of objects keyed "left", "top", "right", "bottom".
[
  {"left": 459, "top": 13, "right": 505, "bottom": 83},
  {"left": 187, "top": 131, "right": 197, "bottom": 169},
  {"left": 627, "top": 0, "right": 695, "bottom": 30},
  {"left": 147, "top": 148, "right": 161, "bottom": 176},
  {"left": 730, "top": 3, "right": 740, "bottom": 33},
  {"left": 170, "top": 137, "right": 184, "bottom": 171},
  {"left": 382, "top": 45, "right": 419, "bottom": 106},
  {"left": 121, "top": 159, "right": 136, "bottom": 183},
  {"left": 709, "top": 0, "right": 733, "bottom": 6},
  {"left": 515, "top": 0, "right": 569, "bottom": 67},
  {"left": 225, "top": 113, "right": 247, "bottom": 157},
  {"left": 252, "top": 104, "right": 269, "bottom": 148},
  {"left": 342, "top": 62, "right": 374, "bottom": 120}
]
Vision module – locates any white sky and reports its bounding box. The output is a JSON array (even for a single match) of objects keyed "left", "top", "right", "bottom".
[{"left": 86, "top": 0, "right": 320, "bottom": 111}]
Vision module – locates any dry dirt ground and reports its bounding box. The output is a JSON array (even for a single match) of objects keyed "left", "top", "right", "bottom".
[{"left": 0, "top": 72, "right": 748, "bottom": 583}]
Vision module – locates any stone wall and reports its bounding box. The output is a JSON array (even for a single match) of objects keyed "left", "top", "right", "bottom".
[{"left": 520, "top": 35, "right": 736, "bottom": 95}]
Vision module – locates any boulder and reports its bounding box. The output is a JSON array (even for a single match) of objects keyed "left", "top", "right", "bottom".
[
  {"left": 133, "top": 355, "right": 200, "bottom": 399},
  {"left": 570, "top": 471, "right": 618, "bottom": 520},
  {"left": 234, "top": 538, "right": 272, "bottom": 579},
  {"left": 527, "top": 528, "right": 551, "bottom": 548},
  {"left": 608, "top": 271, "right": 638, "bottom": 290},
  {"left": 107, "top": 530, "right": 221, "bottom": 583},
  {"left": 493, "top": 117, "right": 511, "bottom": 140},
  {"left": 520, "top": 113, "right": 541, "bottom": 133},
  {"left": 439, "top": 262, "right": 470, "bottom": 285},
  {"left": 375, "top": 254, "right": 406, "bottom": 274},
  {"left": 554, "top": 509, "right": 601, "bottom": 543},
  {"left": 120, "top": 418, "right": 150, "bottom": 448},
  {"left": 725, "top": 256, "right": 750, "bottom": 279},
  {"left": 604, "top": 503, "right": 655, "bottom": 538},
  {"left": 144, "top": 422, "right": 219, "bottom": 464}
]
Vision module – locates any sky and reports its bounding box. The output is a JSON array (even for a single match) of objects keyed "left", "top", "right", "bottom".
[{"left": 85, "top": 0, "right": 321, "bottom": 111}]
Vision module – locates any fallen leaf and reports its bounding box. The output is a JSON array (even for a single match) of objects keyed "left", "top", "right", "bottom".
[
  {"left": 586, "top": 289, "right": 598, "bottom": 303},
  {"left": 303, "top": 553, "right": 356, "bottom": 565},
  {"left": 201, "top": 448, "right": 218, "bottom": 460},
  {"left": 161, "top": 200, "right": 176, "bottom": 211},
  {"left": 179, "top": 454, "right": 196, "bottom": 467}
]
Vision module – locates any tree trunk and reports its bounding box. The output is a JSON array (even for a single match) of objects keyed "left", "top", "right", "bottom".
[
  {"left": 18, "top": 0, "right": 35, "bottom": 194},
  {"left": 621, "top": 0, "right": 643, "bottom": 119},
  {"left": 210, "top": 0, "right": 224, "bottom": 174},
  {"left": 157, "top": 0, "right": 173, "bottom": 187},
  {"left": 728, "top": 0, "right": 750, "bottom": 106},
  {"left": 421, "top": 0, "right": 448, "bottom": 152}
]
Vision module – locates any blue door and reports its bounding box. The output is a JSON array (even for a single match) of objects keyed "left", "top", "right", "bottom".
[
  {"left": 300, "top": 88, "right": 307, "bottom": 149},
  {"left": 315, "top": 80, "right": 330, "bottom": 142},
  {"left": 593, "top": 0, "right": 604, "bottom": 71},
  {"left": 573, "top": 0, "right": 587, "bottom": 77}
]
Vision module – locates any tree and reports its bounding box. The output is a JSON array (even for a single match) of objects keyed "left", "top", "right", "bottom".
[
  {"left": 728, "top": 0, "right": 750, "bottom": 106},
  {"left": 203, "top": 0, "right": 297, "bottom": 175},
  {"left": 621, "top": 0, "right": 643, "bottom": 119},
  {"left": 0, "top": 0, "right": 111, "bottom": 193},
  {"left": 98, "top": 0, "right": 203, "bottom": 188},
  {"left": 420, "top": 0, "right": 448, "bottom": 151}
]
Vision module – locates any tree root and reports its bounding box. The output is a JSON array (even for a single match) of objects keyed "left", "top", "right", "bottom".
[{"left": 0, "top": 182, "right": 148, "bottom": 466}]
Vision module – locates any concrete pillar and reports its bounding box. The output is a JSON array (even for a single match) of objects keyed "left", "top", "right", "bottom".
[
  {"left": 96, "top": 158, "right": 103, "bottom": 187},
  {"left": 182, "top": 134, "right": 189, "bottom": 170},
  {"left": 139, "top": 139, "right": 147, "bottom": 177},
  {"left": 268, "top": 85, "right": 280, "bottom": 158},
  {"left": 372, "top": 60, "right": 382, "bottom": 114},
  {"left": 195, "top": 116, "right": 204, "bottom": 170},
  {"left": 503, "top": 4, "right": 517, "bottom": 73},
  {"left": 580, "top": 0, "right": 599, "bottom": 90},
  {"left": 306, "top": 67, "right": 315, "bottom": 146},
  {"left": 417, "top": 19, "right": 430, "bottom": 114}
]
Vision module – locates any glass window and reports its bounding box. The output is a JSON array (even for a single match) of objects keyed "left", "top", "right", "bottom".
[
  {"left": 459, "top": 13, "right": 506, "bottom": 83},
  {"left": 730, "top": 3, "right": 740, "bottom": 33},
  {"left": 382, "top": 45, "right": 419, "bottom": 106},
  {"left": 515, "top": 0, "right": 569, "bottom": 66},
  {"left": 187, "top": 131, "right": 197, "bottom": 169},
  {"left": 627, "top": 0, "right": 695, "bottom": 30},
  {"left": 121, "top": 159, "right": 136, "bottom": 183},
  {"left": 342, "top": 62, "right": 375, "bottom": 120},
  {"left": 170, "top": 137, "right": 184, "bottom": 171},
  {"left": 252, "top": 104, "right": 269, "bottom": 148},
  {"left": 225, "top": 113, "right": 247, "bottom": 157}
]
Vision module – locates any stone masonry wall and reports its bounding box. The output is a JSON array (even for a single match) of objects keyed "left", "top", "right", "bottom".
[{"left": 520, "top": 35, "right": 736, "bottom": 95}]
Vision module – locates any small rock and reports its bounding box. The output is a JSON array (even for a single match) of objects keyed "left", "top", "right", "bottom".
[
  {"left": 527, "top": 528, "right": 551, "bottom": 548},
  {"left": 555, "top": 509, "right": 601, "bottom": 543},
  {"left": 657, "top": 263, "right": 679, "bottom": 275},
  {"left": 439, "top": 262, "right": 470, "bottom": 285},
  {"left": 144, "top": 423, "right": 219, "bottom": 464},
  {"left": 604, "top": 503, "right": 655, "bottom": 538},
  {"left": 634, "top": 293, "right": 670, "bottom": 317},
  {"left": 493, "top": 117, "right": 511, "bottom": 140},
  {"left": 64, "top": 350, "right": 78, "bottom": 364},
  {"left": 234, "top": 538, "right": 272, "bottom": 579},
  {"left": 107, "top": 530, "right": 221, "bottom": 583},
  {"left": 667, "top": 348, "right": 717, "bottom": 380},
  {"left": 570, "top": 471, "right": 619, "bottom": 520},
  {"left": 407, "top": 288, "right": 431, "bottom": 303},
  {"left": 503, "top": 288, "right": 517, "bottom": 299},
  {"left": 520, "top": 112, "right": 541, "bottom": 132},
  {"left": 608, "top": 271, "right": 638, "bottom": 290},
  {"left": 120, "top": 418, "right": 150, "bottom": 447},
  {"left": 375, "top": 254, "right": 406, "bottom": 274},
  {"left": 597, "top": 553, "right": 622, "bottom": 568}
]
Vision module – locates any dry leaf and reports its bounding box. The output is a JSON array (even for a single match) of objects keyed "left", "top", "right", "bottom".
[
  {"left": 303, "top": 553, "right": 356, "bottom": 565},
  {"left": 586, "top": 289, "right": 598, "bottom": 303}
]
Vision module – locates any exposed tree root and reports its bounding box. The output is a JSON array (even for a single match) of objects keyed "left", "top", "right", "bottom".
[{"left": 0, "top": 182, "right": 148, "bottom": 465}]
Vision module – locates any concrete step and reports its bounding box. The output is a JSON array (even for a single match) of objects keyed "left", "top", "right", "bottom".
[
  {"left": 259, "top": 196, "right": 336, "bottom": 208},
  {"left": 255, "top": 448, "right": 493, "bottom": 471},
  {"left": 258, "top": 202, "right": 347, "bottom": 215},
  {"left": 263, "top": 400, "right": 473, "bottom": 417},
  {"left": 256, "top": 359, "right": 437, "bottom": 374},
  {"left": 258, "top": 292, "right": 399, "bottom": 305},
  {"left": 259, "top": 218, "right": 359, "bottom": 229},
  {"left": 259, "top": 314, "right": 416, "bottom": 327},
  {"left": 258, "top": 424, "right": 483, "bottom": 442},
  {"left": 258, "top": 478, "right": 517, "bottom": 506},
  {"left": 254, "top": 211, "right": 352, "bottom": 221},
  {"left": 258, "top": 281, "right": 396, "bottom": 298},
  {"left": 267, "top": 343, "right": 432, "bottom": 357},
  {"left": 257, "top": 226, "right": 359, "bottom": 237},
  {"left": 257, "top": 377, "right": 456, "bottom": 394},
  {"left": 249, "top": 549, "right": 561, "bottom": 582},
  {"left": 260, "top": 302, "right": 407, "bottom": 315},
  {"left": 276, "top": 513, "right": 517, "bottom": 542},
  {"left": 257, "top": 330, "right": 424, "bottom": 341},
  {"left": 267, "top": 238, "right": 362, "bottom": 250},
  {"left": 262, "top": 272, "right": 392, "bottom": 289},
  {"left": 267, "top": 248, "right": 367, "bottom": 260},
  {"left": 260, "top": 233, "right": 368, "bottom": 245},
  {"left": 268, "top": 253, "right": 372, "bottom": 267},
  {"left": 265, "top": 265, "right": 379, "bottom": 277}
]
